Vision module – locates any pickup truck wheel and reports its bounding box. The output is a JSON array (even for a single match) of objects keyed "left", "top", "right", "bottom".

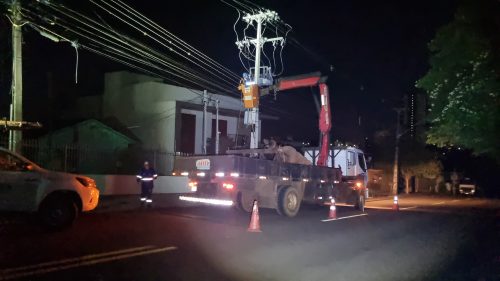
[
  {"left": 39, "top": 196, "right": 78, "bottom": 229},
  {"left": 354, "top": 193, "right": 365, "bottom": 212},
  {"left": 277, "top": 187, "right": 301, "bottom": 217}
]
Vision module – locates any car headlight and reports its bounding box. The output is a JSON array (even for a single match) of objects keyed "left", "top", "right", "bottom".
[{"left": 76, "top": 177, "right": 96, "bottom": 188}]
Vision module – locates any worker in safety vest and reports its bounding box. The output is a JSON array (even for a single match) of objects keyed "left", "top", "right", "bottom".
[{"left": 136, "top": 161, "right": 158, "bottom": 206}]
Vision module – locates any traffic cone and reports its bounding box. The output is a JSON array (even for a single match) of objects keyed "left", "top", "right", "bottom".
[
  {"left": 392, "top": 195, "right": 399, "bottom": 211},
  {"left": 247, "top": 200, "right": 262, "bottom": 232},
  {"left": 328, "top": 198, "right": 337, "bottom": 219}
]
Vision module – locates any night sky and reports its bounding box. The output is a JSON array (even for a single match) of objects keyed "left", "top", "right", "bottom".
[{"left": 0, "top": 0, "right": 457, "bottom": 146}]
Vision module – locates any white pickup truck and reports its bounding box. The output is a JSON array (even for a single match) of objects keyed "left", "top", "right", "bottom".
[{"left": 0, "top": 147, "right": 99, "bottom": 228}]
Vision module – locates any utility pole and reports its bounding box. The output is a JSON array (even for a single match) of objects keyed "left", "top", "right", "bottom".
[
  {"left": 392, "top": 108, "right": 404, "bottom": 195},
  {"left": 202, "top": 90, "right": 208, "bottom": 154},
  {"left": 236, "top": 10, "right": 282, "bottom": 149},
  {"left": 215, "top": 99, "right": 220, "bottom": 155},
  {"left": 9, "top": 0, "right": 23, "bottom": 152}
]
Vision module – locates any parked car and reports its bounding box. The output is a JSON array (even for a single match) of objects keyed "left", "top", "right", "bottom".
[
  {"left": 0, "top": 147, "right": 99, "bottom": 228},
  {"left": 459, "top": 177, "right": 476, "bottom": 196}
]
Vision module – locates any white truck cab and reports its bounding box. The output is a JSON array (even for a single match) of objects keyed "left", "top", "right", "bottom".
[
  {"left": 303, "top": 146, "right": 368, "bottom": 186},
  {"left": 0, "top": 147, "right": 99, "bottom": 228}
]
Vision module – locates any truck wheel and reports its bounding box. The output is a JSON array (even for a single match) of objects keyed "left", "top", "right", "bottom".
[
  {"left": 236, "top": 192, "right": 254, "bottom": 213},
  {"left": 277, "top": 186, "right": 301, "bottom": 217},
  {"left": 39, "top": 196, "right": 78, "bottom": 229},
  {"left": 354, "top": 193, "right": 365, "bottom": 212}
]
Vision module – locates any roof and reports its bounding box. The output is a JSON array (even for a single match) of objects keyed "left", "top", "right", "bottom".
[{"left": 42, "top": 119, "right": 138, "bottom": 144}]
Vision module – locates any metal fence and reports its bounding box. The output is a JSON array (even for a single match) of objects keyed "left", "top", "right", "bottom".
[{"left": 0, "top": 137, "right": 187, "bottom": 175}]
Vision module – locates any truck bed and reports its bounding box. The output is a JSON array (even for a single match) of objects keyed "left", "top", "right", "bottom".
[{"left": 174, "top": 154, "right": 342, "bottom": 182}]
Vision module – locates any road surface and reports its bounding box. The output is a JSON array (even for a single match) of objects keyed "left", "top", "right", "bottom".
[{"left": 1, "top": 195, "right": 499, "bottom": 281}]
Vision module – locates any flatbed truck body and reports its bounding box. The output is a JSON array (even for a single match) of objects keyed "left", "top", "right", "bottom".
[{"left": 175, "top": 154, "right": 366, "bottom": 217}]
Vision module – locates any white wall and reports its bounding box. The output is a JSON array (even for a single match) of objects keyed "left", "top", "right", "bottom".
[
  {"left": 102, "top": 71, "right": 245, "bottom": 155},
  {"left": 89, "top": 175, "right": 190, "bottom": 195}
]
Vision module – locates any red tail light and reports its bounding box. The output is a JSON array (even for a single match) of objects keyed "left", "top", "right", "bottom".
[
  {"left": 222, "top": 183, "right": 235, "bottom": 190},
  {"left": 188, "top": 181, "right": 198, "bottom": 192}
]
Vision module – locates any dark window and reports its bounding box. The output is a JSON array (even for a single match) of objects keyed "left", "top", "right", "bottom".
[
  {"left": 180, "top": 113, "right": 196, "bottom": 154},
  {"left": 211, "top": 119, "right": 227, "bottom": 138},
  {"left": 358, "top": 153, "right": 367, "bottom": 172}
]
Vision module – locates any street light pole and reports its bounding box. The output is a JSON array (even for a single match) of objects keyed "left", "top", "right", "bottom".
[{"left": 9, "top": 0, "right": 23, "bottom": 152}]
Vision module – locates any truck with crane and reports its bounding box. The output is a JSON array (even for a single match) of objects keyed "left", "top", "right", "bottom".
[{"left": 175, "top": 72, "right": 367, "bottom": 217}]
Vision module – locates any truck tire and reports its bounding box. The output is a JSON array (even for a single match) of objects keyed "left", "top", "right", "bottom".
[
  {"left": 354, "top": 193, "right": 365, "bottom": 212},
  {"left": 277, "top": 186, "right": 301, "bottom": 217},
  {"left": 39, "top": 195, "right": 79, "bottom": 230},
  {"left": 236, "top": 192, "right": 254, "bottom": 213}
]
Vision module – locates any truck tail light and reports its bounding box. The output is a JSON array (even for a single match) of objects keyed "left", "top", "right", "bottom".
[
  {"left": 222, "top": 183, "right": 235, "bottom": 190},
  {"left": 188, "top": 181, "right": 198, "bottom": 192}
]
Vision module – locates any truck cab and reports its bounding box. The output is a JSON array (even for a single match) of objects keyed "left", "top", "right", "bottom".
[{"left": 303, "top": 146, "right": 368, "bottom": 186}]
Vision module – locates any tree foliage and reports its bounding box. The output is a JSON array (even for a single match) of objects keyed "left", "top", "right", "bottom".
[{"left": 417, "top": 0, "right": 500, "bottom": 161}]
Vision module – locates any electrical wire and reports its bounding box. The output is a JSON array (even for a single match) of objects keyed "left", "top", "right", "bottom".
[
  {"left": 92, "top": 0, "right": 239, "bottom": 89},
  {"left": 106, "top": 0, "right": 241, "bottom": 82},
  {"left": 23, "top": 4, "right": 237, "bottom": 95},
  {"left": 35, "top": 3, "right": 237, "bottom": 93}
]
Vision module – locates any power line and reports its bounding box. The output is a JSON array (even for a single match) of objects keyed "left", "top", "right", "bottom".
[
  {"left": 91, "top": 0, "right": 239, "bottom": 88},
  {"left": 23, "top": 3, "right": 238, "bottom": 95},
  {"left": 104, "top": 0, "right": 241, "bottom": 82}
]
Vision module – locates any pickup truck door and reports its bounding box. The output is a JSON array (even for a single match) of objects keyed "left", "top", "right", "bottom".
[{"left": 0, "top": 151, "right": 41, "bottom": 212}]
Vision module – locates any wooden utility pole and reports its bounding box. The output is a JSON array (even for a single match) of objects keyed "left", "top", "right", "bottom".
[{"left": 9, "top": 0, "right": 23, "bottom": 152}]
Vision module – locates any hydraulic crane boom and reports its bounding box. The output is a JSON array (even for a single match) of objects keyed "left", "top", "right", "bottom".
[{"left": 272, "top": 72, "right": 331, "bottom": 166}]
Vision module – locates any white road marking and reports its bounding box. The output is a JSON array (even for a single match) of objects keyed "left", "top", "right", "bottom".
[
  {"left": 321, "top": 213, "right": 368, "bottom": 222},
  {"left": 1, "top": 246, "right": 155, "bottom": 274},
  {"left": 332, "top": 203, "right": 393, "bottom": 210},
  {"left": 363, "top": 206, "right": 394, "bottom": 210},
  {"left": 400, "top": 206, "right": 419, "bottom": 210},
  {"left": 432, "top": 201, "right": 446, "bottom": 205},
  {"left": 0, "top": 246, "right": 177, "bottom": 281}
]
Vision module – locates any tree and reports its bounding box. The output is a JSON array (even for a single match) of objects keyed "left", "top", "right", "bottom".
[
  {"left": 416, "top": 0, "right": 500, "bottom": 162},
  {"left": 400, "top": 141, "right": 442, "bottom": 194}
]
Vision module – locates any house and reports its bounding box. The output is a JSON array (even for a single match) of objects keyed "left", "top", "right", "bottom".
[
  {"left": 38, "top": 119, "right": 137, "bottom": 174},
  {"left": 74, "top": 71, "right": 256, "bottom": 173}
]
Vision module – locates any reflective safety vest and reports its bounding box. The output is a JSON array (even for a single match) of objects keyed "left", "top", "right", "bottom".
[{"left": 136, "top": 168, "right": 158, "bottom": 186}]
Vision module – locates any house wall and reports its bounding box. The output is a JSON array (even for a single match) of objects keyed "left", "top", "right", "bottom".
[{"left": 102, "top": 71, "right": 248, "bottom": 162}]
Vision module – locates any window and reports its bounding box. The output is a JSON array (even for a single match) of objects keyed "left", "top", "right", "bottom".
[
  {"left": 348, "top": 151, "right": 356, "bottom": 166},
  {"left": 0, "top": 151, "right": 25, "bottom": 172},
  {"left": 358, "top": 153, "right": 367, "bottom": 172}
]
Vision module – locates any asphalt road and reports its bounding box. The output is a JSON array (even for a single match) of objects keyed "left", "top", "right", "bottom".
[{"left": 1, "top": 195, "right": 499, "bottom": 281}]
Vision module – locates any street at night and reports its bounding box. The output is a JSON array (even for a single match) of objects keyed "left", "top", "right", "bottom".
[
  {"left": 1, "top": 195, "right": 499, "bottom": 281},
  {"left": 1, "top": 0, "right": 499, "bottom": 280}
]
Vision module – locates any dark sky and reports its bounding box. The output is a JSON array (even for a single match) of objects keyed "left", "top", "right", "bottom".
[{"left": 0, "top": 0, "right": 457, "bottom": 145}]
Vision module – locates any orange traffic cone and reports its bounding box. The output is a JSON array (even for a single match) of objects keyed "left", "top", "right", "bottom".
[
  {"left": 247, "top": 200, "right": 262, "bottom": 232},
  {"left": 392, "top": 195, "right": 399, "bottom": 211},
  {"left": 328, "top": 198, "right": 337, "bottom": 219}
]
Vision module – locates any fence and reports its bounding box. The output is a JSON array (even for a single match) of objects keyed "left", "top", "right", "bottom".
[{"left": 0, "top": 137, "right": 187, "bottom": 175}]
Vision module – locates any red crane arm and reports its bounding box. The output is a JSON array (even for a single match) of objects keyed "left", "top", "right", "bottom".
[{"left": 273, "top": 72, "right": 331, "bottom": 167}]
